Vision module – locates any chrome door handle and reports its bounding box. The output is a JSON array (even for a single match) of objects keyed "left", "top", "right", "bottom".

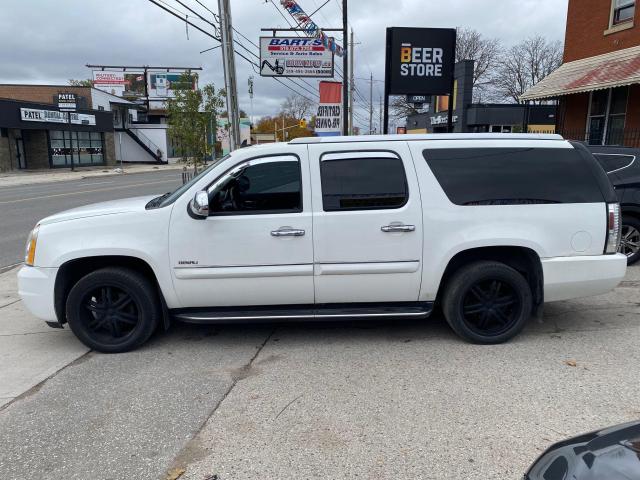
[
  {"left": 381, "top": 224, "right": 416, "bottom": 233},
  {"left": 271, "top": 227, "right": 306, "bottom": 237}
]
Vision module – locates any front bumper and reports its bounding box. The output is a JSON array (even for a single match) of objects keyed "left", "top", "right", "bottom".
[
  {"left": 542, "top": 253, "right": 627, "bottom": 302},
  {"left": 17, "top": 265, "right": 59, "bottom": 322}
]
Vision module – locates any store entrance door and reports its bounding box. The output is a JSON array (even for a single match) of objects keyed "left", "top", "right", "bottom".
[{"left": 15, "top": 136, "right": 26, "bottom": 169}]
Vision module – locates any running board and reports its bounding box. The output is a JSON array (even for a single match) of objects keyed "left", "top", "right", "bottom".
[{"left": 171, "top": 302, "right": 433, "bottom": 324}]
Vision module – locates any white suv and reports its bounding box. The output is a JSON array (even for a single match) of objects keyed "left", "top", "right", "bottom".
[{"left": 18, "top": 134, "right": 627, "bottom": 352}]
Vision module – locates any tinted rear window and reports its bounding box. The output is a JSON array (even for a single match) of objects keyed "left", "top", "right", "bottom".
[
  {"left": 423, "top": 147, "right": 604, "bottom": 205},
  {"left": 321, "top": 156, "right": 408, "bottom": 211}
]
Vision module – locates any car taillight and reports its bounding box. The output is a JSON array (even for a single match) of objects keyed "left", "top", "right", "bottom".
[{"left": 605, "top": 203, "right": 621, "bottom": 254}]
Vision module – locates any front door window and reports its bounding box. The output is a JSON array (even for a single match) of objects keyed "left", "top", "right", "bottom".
[{"left": 209, "top": 156, "right": 302, "bottom": 215}]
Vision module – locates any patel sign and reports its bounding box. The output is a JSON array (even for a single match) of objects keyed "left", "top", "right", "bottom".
[{"left": 386, "top": 27, "right": 456, "bottom": 96}]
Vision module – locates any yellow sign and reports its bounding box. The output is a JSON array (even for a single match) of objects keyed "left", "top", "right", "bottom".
[{"left": 299, "top": 119, "right": 307, "bottom": 129}]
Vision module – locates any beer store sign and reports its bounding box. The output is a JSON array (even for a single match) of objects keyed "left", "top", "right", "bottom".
[{"left": 386, "top": 27, "right": 456, "bottom": 95}]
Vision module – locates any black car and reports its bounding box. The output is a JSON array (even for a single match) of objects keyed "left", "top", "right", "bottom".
[
  {"left": 589, "top": 146, "right": 640, "bottom": 265},
  {"left": 525, "top": 421, "right": 640, "bottom": 480}
]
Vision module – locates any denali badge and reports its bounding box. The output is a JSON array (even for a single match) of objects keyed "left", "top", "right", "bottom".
[{"left": 178, "top": 260, "right": 199, "bottom": 265}]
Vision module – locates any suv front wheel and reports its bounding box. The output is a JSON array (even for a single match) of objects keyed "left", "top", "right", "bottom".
[
  {"left": 442, "top": 261, "right": 533, "bottom": 344},
  {"left": 66, "top": 267, "right": 160, "bottom": 353}
]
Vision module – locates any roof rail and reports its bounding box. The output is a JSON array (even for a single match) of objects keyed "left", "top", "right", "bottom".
[{"left": 289, "top": 133, "right": 564, "bottom": 144}]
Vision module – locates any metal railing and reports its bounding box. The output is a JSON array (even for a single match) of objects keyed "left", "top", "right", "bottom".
[
  {"left": 182, "top": 168, "right": 194, "bottom": 184},
  {"left": 558, "top": 129, "right": 640, "bottom": 148},
  {"left": 128, "top": 128, "right": 164, "bottom": 160}
]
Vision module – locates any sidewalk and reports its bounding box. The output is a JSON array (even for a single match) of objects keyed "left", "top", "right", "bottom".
[
  {"left": 0, "top": 162, "right": 185, "bottom": 188},
  {"left": 0, "top": 267, "right": 88, "bottom": 409}
]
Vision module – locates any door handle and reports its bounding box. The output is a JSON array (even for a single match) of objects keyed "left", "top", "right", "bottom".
[
  {"left": 381, "top": 224, "right": 416, "bottom": 233},
  {"left": 271, "top": 227, "right": 306, "bottom": 237}
]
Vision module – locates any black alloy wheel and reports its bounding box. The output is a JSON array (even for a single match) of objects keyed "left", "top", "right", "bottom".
[
  {"left": 620, "top": 216, "right": 640, "bottom": 265},
  {"left": 66, "top": 268, "right": 160, "bottom": 353},
  {"left": 82, "top": 286, "right": 140, "bottom": 342},
  {"left": 443, "top": 261, "right": 533, "bottom": 344},
  {"left": 461, "top": 279, "right": 520, "bottom": 337}
]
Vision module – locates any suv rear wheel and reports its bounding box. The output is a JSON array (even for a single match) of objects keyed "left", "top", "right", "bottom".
[
  {"left": 442, "top": 261, "right": 532, "bottom": 344},
  {"left": 620, "top": 216, "right": 640, "bottom": 265},
  {"left": 66, "top": 268, "right": 160, "bottom": 353}
]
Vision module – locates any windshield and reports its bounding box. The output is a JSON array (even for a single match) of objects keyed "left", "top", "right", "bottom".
[{"left": 150, "top": 155, "right": 230, "bottom": 209}]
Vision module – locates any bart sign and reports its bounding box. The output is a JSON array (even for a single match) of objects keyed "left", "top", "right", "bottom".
[{"left": 386, "top": 27, "right": 456, "bottom": 96}]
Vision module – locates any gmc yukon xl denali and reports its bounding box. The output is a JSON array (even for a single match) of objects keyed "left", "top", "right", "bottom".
[{"left": 18, "top": 134, "right": 627, "bottom": 352}]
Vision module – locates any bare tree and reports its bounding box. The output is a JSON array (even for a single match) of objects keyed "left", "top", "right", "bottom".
[
  {"left": 493, "top": 36, "right": 563, "bottom": 103},
  {"left": 390, "top": 96, "right": 423, "bottom": 120},
  {"left": 281, "top": 93, "right": 314, "bottom": 120},
  {"left": 455, "top": 27, "right": 500, "bottom": 100}
]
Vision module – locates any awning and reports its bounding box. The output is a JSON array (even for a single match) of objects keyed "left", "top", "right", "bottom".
[{"left": 520, "top": 45, "right": 640, "bottom": 101}]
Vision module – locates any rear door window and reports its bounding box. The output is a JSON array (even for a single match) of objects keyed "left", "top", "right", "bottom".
[
  {"left": 320, "top": 151, "right": 408, "bottom": 211},
  {"left": 423, "top": 147, "right": 604, "bottom": 205}
]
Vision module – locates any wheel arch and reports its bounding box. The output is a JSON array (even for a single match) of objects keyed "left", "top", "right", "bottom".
[
  {"left": 436, "top": 246, "right": 544, "bottom": 310},
  {"left": 54, "top": 255, "right": 170, "bottom": 329}
]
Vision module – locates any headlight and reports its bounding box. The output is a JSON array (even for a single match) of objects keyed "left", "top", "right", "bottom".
[{"left": 25, "top": 225, "right": 40, "bottom": 266}]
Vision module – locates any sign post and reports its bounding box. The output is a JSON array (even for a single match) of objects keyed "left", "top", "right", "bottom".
[
  {"left": 383, "top": 27, "right": 456, "bottom": 134},
  {"left": 57, "top": 93, "right": 77, "bottom": 171}
]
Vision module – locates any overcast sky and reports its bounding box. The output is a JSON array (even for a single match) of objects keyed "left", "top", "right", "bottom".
[{"left": 0, "top": 0, "right": 568, "bottom": 131}]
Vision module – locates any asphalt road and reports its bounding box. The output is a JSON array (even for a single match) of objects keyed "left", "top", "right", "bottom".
[{"left": 0, "top": 171, "right": 182, "bottom": 268}]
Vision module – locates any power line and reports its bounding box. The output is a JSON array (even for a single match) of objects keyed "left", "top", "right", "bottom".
[
  {"left": 172, "top": 0, "right": 219, "bottom": 33},
  {"left": 192, "top": 0, "right": 218, "bottom": 18},
  {"left": 148, "top": 0, "right": 320, "bottom": 106}
]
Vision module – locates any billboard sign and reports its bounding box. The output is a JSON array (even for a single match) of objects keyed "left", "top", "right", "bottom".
[
  {"left": 386, "top": 27, "right": 456, "bottom": 95},
  {"left": 259, "top": 37, "right": 334, "bottom": 78},
  {"left": 315, "top": 81, "right": 342, "bottom": 136},
  {"left": 92, "top": 71, "right": 146, "bottom": 97},
  {"left": 148, "top": 73, "right": 197, "bottom": 98}
]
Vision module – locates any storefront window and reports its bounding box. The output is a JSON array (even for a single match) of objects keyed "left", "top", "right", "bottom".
[
  {"left": 588, "top": 87, "right": 628, "bottom": 146},
  {"left": 49, "top": 130, "right": 105, "bottom": 167}
]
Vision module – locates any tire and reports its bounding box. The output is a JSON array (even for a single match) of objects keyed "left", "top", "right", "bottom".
[
  {"left": 620, "top": 216, "right": 640, "bottom": 266},
  {"left": 442, "top": 261, "right": 532, "bottom": 344},
  {"left": 66, "top": 267, "right": 160, "bottom": 353}
]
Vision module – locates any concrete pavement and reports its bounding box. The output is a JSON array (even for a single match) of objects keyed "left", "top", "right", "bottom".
[
  {"left": 0, "top": 266, "right": 638, "bottom": 479},
  {"left": 0, "top": 163, "right": 184, "bottom": 188},
  {"left": 0, "top": 268, "right": 88, "bottom": 408}
]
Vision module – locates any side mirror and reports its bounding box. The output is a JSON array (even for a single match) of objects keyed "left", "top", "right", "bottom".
[{"left": 189, "top": 191, "right": 210, "bottom": 219}]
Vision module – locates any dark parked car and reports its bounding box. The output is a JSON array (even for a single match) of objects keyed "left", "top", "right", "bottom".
[
  {"left": 589, "top": 146, "right": 640, "bottom": 265},
  {"left": 525, "top": 421, "right": 640, "bottom": 480}
]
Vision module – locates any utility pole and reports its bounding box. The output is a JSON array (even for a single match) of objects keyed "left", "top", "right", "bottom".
[
  {"left": 248, "top": 76, "right": 254, "bottom": 126},
  {"left": 342, "top": 0, "right": 349, "bottom": 136},
  {"left": 369, "top": 72, "right": 373, "bottom": 135},
  {"left": 349, "top": 29, "right": 354, "bottom": 136},
  {"left": 218, "top": 0, "right": 240, "bottom": 151},
  {"left": 379, "top": 96, "right": 383, "bottom": 135}
]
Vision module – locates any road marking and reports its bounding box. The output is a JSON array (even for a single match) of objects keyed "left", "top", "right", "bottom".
[
  {"left": 76, "top": 181, "right": 116, "bottom": 186},
  {"left": 0, "top": 179, "right": 179, "bottom": 205}
]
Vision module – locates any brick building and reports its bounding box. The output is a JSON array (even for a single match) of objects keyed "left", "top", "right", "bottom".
[
  {"left": 0, "top": 84, "right": 150, "bottom": 172},
  {"left": 521, "top": 0, "right": 640, "bottom": 146}
]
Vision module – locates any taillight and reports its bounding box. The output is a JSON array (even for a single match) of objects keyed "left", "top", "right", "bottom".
[{"left": 604, "top": 203, "right": 621, "bottom": 254}]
